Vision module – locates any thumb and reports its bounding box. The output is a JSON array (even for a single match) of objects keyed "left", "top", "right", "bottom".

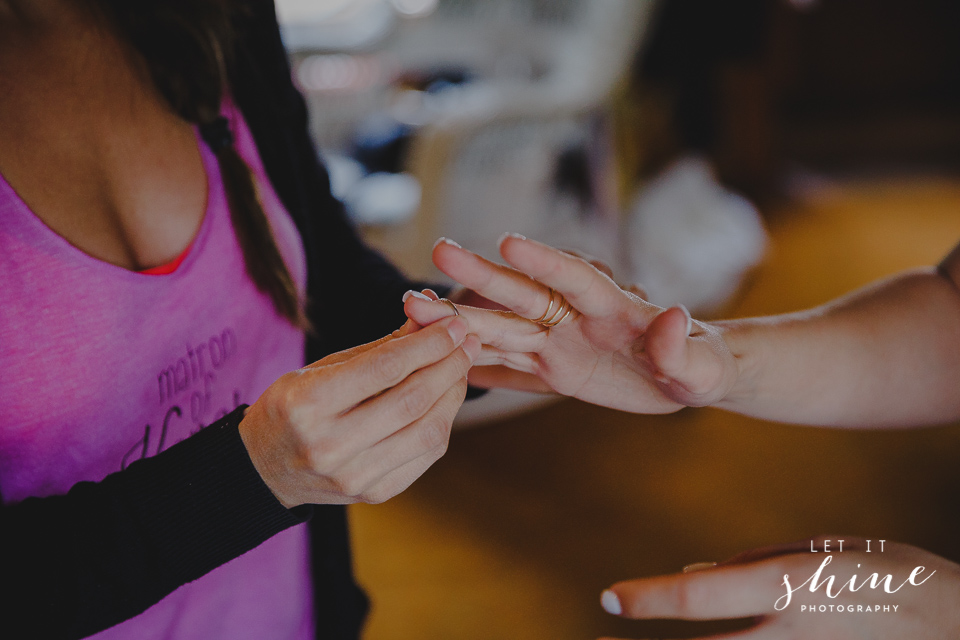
[
  {"left": 644, "top": 305, "right": 732, "bottom": 405},
  {"left": 644, "top": 305, "right": 693, "bottom": 381}
]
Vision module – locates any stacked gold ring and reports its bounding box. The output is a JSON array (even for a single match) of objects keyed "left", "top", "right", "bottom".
[{"left": 533, "top": 288, "right": 574, "bottom": 328}]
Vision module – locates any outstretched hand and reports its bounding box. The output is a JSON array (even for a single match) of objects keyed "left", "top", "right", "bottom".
[
  {"left": 598, "top": 536, "right": 960, "bottom": 640},
  {"left": 403, "top": 234, "right": 739, "bottom": 413}
]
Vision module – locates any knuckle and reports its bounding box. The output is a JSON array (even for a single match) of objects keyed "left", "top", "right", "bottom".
[
  {"left": 418, "top": 414, "right": 452, "bottom": 452},
  {"left": 371, "top": 351, "right": 406, "bottom": 385},
  {"left": 329, "top": 472, "right": 365, "bottom": 499},
  {"left": 399, "top": 385, "right": 432, "bottom": 420},
  {"left": 279, "top": 377, "right": 305, "bottom": 414},
  {"left": 423, "top": 327, "right": 455, "bottom": 359},
  {"left": 666, "top": 580, "right": 698, "bottom": 617},
  {"left": 304, "top": 441, "right": 339, "bottom": 472},
  {"left": 360, "top": 486, "right": 392, "bottom": 505}
]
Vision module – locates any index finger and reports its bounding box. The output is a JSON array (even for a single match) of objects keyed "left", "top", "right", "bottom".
[
  {"left": 322, "top": 316, "right": 469, "bottom": 407},
  {"left": 496, "top": 233, "right": 626, "bottom": 317},
  {"left": 605, "top": 560, "right": 791, "bottom": 620},
  {"left": 431, "top": 238, "right": 553, "bottom": 320}
]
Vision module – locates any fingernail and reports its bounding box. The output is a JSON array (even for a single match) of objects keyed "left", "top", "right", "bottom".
[
  {"left": 682, "top": 561, "right": 717, "bottom": 573},
  {"left": 433, "top": 237, "right": 462, "bottom": 250},
  {"left": 446, "top": 317, "right": 467, "bottom": 345},
  {"left": 678, "top": 304, "right": 693, "bottom": 336},
  {"left": 463, "top": 335, "right": 481, "bottom": 363},
  {"left": 497, "top": 232, "right": 526, "bottom": 250},
  {"left": 600, "top": 590, "right": 622, "bottom": 615},
  {"left": 403, "top": 290, "right": 432, "bottom": 303}
]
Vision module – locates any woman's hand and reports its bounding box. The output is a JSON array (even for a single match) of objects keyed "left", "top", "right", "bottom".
[
  {"left": 239, "top": 316, "right": 480, "bottom": 508},
  {"left": 403, "top": 234, "right": 739, "bottom": 414},
  {"left": 598, "top": 536, "right": 960, "bottom": 639}
]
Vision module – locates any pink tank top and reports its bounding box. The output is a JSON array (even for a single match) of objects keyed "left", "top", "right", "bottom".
[{"left": 0, "top": 102, "right": 314, "bottom": 639}]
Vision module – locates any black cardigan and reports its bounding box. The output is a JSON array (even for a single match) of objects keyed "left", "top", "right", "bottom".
[{"left": 0, "top": 2, "right": 435, "bottom": 638}]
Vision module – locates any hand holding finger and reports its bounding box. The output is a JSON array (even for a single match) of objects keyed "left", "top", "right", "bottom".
[
  {"left": 239, "top": 318, "right": 476, "bottom": 508},
  {"left": 323, "top": 315, "right": 469, "bottom": 407},
  {"left": 403, "top": 292, "right": 545, "bottom": 353},
  {"left": 343, "top": 335, "right": 480, "bottom": 449}
]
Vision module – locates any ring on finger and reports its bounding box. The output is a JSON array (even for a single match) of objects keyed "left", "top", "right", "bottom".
[
  {"left": 531, "top": 288, "right": 557, "bottom": 323},
  {"left": 438, "top": 298, "right": 459, "bottom": 316},
  {"left": 542, "top": 302, "right": 574, "bottom": 328}
]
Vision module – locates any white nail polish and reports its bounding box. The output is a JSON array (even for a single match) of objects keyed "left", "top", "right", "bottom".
[
  {"left": 497, "top": 232, "right": 526, "bottom": 250},
  {"left": 408, "top": 290, "right": 432, "bottom": 302},
  {"left": 600, "top": 590, "right": 622, "bottom": 615},
  {"left": 433, "top": 237, "right": 462, "bottom": 250},
  {"left": 682, "top": 561, "right": 718, "bottom": 574},
  {"left": 402, "top": 290, "right": 414, "bottom": 302},
  {"left": 678, "top": 304, "right": 693, "bottom": 336}
]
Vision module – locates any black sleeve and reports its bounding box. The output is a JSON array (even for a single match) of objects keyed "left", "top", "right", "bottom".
[
  {"left": 0, "top": 406, "right": 309, "bottom": 640},
  {"left": 228, "top": 0, "right": 446, "bottom": 363}
]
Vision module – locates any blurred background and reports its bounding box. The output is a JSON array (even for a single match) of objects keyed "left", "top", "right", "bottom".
[{"left": 276, "top": 0, "right": 960, "bottom": 637}]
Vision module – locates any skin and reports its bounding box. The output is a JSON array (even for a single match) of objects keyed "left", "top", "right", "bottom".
[
  {"left": 241, "top": 318, "right": 481, "bottom": 507},
  {"left": 1, "top": 1, "right": 480, "bottom": 508},
  {"left": 0, "top": 0, "right": 206, "bottom": 270},
  {"left": 406, "top": 235, "right": 960, "bottom": 426},
  {"left": 403, "top": 233, "right": 960, "bottom": 638},
  {"left": 599, "top": 537, "right": 960, "bottom": 640}
]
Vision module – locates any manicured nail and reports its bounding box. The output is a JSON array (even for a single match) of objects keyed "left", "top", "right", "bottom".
[
  {"left": 403, "top": 290, "right": 432, "bottom": 303},
  {"left": 446, "top": 317, "right": 467, "bottom": 345},
  {"left": 682, "top": 561, "right": 718, "bottom": 574},
  {"left": 433, "top": 237, "right": 462, "bottom": 250},
  {"left": 678, "top": 304, "right": 693, "bottom": 336},
  {"left": 497, "top": 232, "right": 526, "bottom": 250},
  {"left": 600, "top": 590, "right": 622, "bottom": 615}
]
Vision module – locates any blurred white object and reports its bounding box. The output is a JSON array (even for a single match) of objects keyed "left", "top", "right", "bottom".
[
  {"left": 390, "top": 0, "right": 440, "bottom": 18},
  {"left": 627, "top": 156, "right": 767, "bottom": 314},
  {"left": 343, "top": 172, "right": 422, "bottom": 226},
  {"left": 276, "top": 0, "right": 396, "bottom": 51},
  {"left": 321, "top": 153, "right": 366, "bottom": 201},
  {"left": 398, "top": 0, "right": 657, "bottom": 275}
]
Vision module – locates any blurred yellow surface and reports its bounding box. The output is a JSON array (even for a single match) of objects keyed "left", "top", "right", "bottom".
[{"left": 351, "top": 175, "right": 960, "bottom": 639}]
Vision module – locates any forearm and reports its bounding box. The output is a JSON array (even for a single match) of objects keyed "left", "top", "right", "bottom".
[
  {"left": 0, "top": 407, "right": 307, "bottom": 639},
  {"left": 714, "top": 267, "right": 960, "bottom": 427}
]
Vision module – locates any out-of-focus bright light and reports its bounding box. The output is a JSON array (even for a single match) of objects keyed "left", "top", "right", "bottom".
[
  {"left": 276, "top": 0, "right": 355, "bottom": 24},
  {"left": 296, "top": 54, "right": 382, "bottom": 93},
  {"left": 390, "top": 0, "right": 439, "bottom": 18}
]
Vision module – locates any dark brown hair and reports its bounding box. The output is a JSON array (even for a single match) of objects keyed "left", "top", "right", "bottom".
[{"left": 96, "top": 0, "right": 307, "bottom": 328}]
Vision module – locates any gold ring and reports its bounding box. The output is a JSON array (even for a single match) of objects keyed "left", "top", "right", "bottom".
[
  {"left": 532, "top": 288, "right": 557, "bottom": 323},
  {"left": 438, "top": 298, "right": 459, "bottom": 316},
  {"left": 542, "top": 304, "right": 573, "bottom": 328}
]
